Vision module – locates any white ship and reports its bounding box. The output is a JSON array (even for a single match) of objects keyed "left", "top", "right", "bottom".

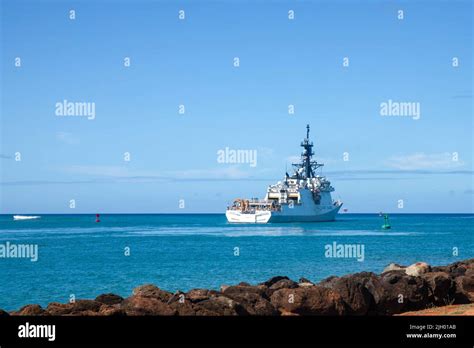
[{"left": 226, "top": 125, "right": 342, "bottom": 223}]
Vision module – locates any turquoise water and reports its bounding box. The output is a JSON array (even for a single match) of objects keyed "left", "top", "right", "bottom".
[{"left": 0, "top": 213, "right": 472, "bottom": 311}]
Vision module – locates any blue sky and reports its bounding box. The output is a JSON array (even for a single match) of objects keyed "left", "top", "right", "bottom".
[{"left": 1, "top": 0, "right": 472, "bottom": 213}]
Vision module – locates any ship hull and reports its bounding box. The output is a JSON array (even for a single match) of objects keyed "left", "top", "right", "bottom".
[
  {"left": 268, "top": 204, "right": 341, "bottom": 223},
  {"left": 225, "top": 204, "right": 342, "bottom": 223}
]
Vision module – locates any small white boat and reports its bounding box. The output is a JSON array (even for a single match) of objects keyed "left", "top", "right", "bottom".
[
  {"left": 225, "top": 210, "right": 271, "bottom": 224},
  {"left": 13, "top": 215, "right": 40, "bottom": 221}
]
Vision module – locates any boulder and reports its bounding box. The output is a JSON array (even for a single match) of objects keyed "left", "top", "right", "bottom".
[
  {"left": 45, "top": 302, "right": 72, "bottom": 316},
  {"left": 222, "top": 285, "right": 277, "bottom": 315},
  {"left": 382, "top": 263, "right": 406, "bottom": 274},
  {"left": 193, "top": 295, "right": 248, "bottom": 316},
  {"left": 298, "top": 277, "right": 313, "bottom": 284},
  {"left": 269, "top": 279, "right": 298, "bottom": 291},
  {"left": 0, "top": 309, "right": 9, "bottom": 316},
  {"left": 222, "top": 284, "right": 266, "bottom": 297},
  {"left": 185, "top": 289, "right": 217, "bottom": 303},
  {"left": 12, "top": 304, "right": 46, "bottom": 316},
  {"left": 98, "top": 304, "right": 126, "bottom": 316},
  {"left": 376, "top": 271, "right": 430, "bottom": 315},
  {"left": 121, "top": 296, "right": 176, "bottom": 316},
  {"left": 95, "top": 293, "right": 124, "bottom": 305},
  {"left": 405, "top": 262, "right": 431, "bottom": 277},
  {"left": 383, "top": 262, "right": 431, "bottom": 277},
  {"left": 132, "top": 284, "right": 172, "bottom": 302},
  {"left": 319, "top": 272, "right": 381, "bottom": 315},
  {"left": 260, "top": 276, "right": 290, "bottom": 288},
  {"left": 432, "top": 259, "right": 474, "bottom": 278},
  {"left": 166, "top": 291, "right": 198, "bottom": 315},
  {"left": 220, "top": 285, "right": 230, "bottom": 292},
  {"left": 270, "top": 286, "right": 346, "bottom": 315},
  {"left": 169, "top": 301, "right": 197, "bottom": 316},
  {"left": 454, "top": 271, "right": 474, "bottom": 303},
  {"left": 46, "top": 300, "right": 102, "bottom": 316},
  {"left": 421, "top": 272, "right": 455, "bottom": 305}
]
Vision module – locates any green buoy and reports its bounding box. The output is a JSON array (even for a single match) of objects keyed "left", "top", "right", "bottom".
[{"left": 382, "top": 214, "right": 391, "bottom": 229}]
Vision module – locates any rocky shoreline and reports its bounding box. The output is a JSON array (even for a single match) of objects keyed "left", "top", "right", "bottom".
[{"left": 2, "top": 259, "right": 473, "bottom": 316}]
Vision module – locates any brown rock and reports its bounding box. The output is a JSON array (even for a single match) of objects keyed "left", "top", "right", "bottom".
[
  {"left": 46, "top": 300, "right": 102, "bottom": 316},
  {"left": 169, "top": 301, "right": 197, "bottom": 316},
  {"left": 298, "top": 277, "right": 313, "bottom": 284},
  {"left": 45, "top": 302, "right": 72, "bottom": 315},
  {"left": 166, "top": 291, "right": 198, "bottom": 315},
  {"left": 0, "top": 309, "right": 10, "bottom": 316},
  {"left": 432, "top": 259, "right": 474, "bottom": 278},
  {"left": 98, "top": 304, "right": 126, "bottom": 316},
  {"left": 265, "top": 278, "right": 299, "bottom": 298},
  {"left": 121, "top": 296, "right": 176, "bottom": 316},
  {"left": 269, "top": 279, "right": 298, "bottom": 291},
  {"left": 185, "top": 289, "right": 217, "bottom": 303},
  {"left": 193, "top": 295, "right": 248, "bottom": 316},
  {"left": 223, "top": 284, "right": 266, "bottom": 298},
  {"left": 132, "top": 284, "right": 172, "bottom": 302},
  {"left": 376, "top": 271, "right": 429, "bottom": 315},
  {"left": 222, "top": 285, "right": 277, "bottom": 315},
  {"left": 12, "top": 304, "right": 46, "bottom": 316},
  {"left": 421, "top": 272, "right": 455, "bottom": 305},
  {"left": 319, "top": 272, "right": 380, "bottom": 315},
  {"left": 454, "top": 270, "right": 474, "bottom": 303},
  {"left": 261, "top": 276, "right": 290, "bottom": 288},
  {"left": 270, "top": 286, "right": 346, "bottom": 315},
  {"left": 95, "top": 293, "right": 124, "bottom": 305}
]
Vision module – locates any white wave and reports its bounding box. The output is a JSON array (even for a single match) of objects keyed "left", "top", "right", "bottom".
[
  {"left": 118, "top": 227, "right": 419, "bottom": 237},
  {"left": 0, "top": 222, "right": 422, "bottom": 238},
  {"left": 13, "top": 215, "right": 41, "bottom": 221}
]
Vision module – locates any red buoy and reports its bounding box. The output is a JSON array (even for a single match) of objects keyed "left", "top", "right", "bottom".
[{"left": 96, "top": 214, "right": 100, "bottom": 223}]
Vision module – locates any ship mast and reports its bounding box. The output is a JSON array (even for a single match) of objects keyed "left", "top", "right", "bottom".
[{"left": 292, "top": 124, "right": 323, "bottom": 179}]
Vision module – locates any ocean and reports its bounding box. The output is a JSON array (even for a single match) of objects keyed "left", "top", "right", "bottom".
[{"left": 0, "top": 213, "right": 472, "bottom": 311}]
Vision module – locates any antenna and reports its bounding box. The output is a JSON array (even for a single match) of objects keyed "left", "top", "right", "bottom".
[{"left": 291, "top": 124, "right": 323, "bottom": 179}]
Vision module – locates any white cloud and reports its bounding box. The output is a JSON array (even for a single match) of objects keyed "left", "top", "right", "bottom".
[{"left": 385, "top": 152, "right": 465, "bottom": 170}]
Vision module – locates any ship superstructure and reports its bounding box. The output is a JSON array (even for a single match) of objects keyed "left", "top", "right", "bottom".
[{"left": 226, "top": 125, "right": 342, "bottom": 223}]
